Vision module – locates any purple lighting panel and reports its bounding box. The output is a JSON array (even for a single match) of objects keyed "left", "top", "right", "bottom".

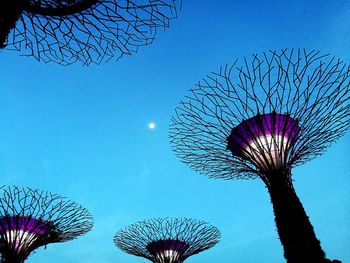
[
  {"left": 0, "top": 216, "right": 51, "bottom": 252},
  {"left": 147, "top": 239, "right": 189, "bottom": 263},
  {"left": 227, "top": 112, "right": 300, "bottom": 171}
]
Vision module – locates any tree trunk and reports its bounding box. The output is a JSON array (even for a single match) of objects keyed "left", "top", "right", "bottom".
[
  {"left": 0, "top": 255, "right": 24, "bottom": 263},
  {"left": 265, "top": 170, "right": 338, "bottom": 263}
]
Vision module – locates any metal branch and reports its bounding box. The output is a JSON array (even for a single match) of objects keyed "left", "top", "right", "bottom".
[
  {"left": 2, "top": 0, "right": 181, "bottom": 65},
  {"left": 170, "top": 48, "right": 350, "bottom": 180},
  {"left": 114, "top": 218, "right": 220, "bottom": 263},
  {"left": 0, "top": 186, "right": 93, "bottom": 263}
]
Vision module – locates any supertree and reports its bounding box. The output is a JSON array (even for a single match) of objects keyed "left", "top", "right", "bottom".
[
  {"left": 114, "top": 217, "right": 220, "bottom": 263},
  {"left": 0, "top": 186, "right": 93, "bottom": 263},
  {"left": 0, "top": 0, "right": 181, "bottom": 65},
  {"left": 169, "top": 49, "right": 350, "bottom": 263}
]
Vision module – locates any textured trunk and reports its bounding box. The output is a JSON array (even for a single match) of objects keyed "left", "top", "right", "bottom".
[
  {"left": 0, "top": 0, "right": 24, "bottom": 48},
  {"left": 265, "top": 170, "right": 338, "bottom": 263},
  {"left": 1, "top": 255, "right": 24, "bottom": 263},
  {"left": 0, "top": 250, "right": 28, "bottom": 263}
]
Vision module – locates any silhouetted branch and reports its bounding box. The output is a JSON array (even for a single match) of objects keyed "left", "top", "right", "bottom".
[
  {"left": 2, "top": 0, "right": 181, "bottom": 65},
  {"left": 0, "top": 186, "right": 93, "bottom": 263},
  {"left": 170, "top": 49, "right": 350, "bottom": 181},
  {"left": 114, "top": 218, "right": 220, "bottom": 263}
]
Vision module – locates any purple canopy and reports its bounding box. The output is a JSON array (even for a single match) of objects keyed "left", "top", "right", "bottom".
[
  {"left": 227, "top": 112, "right": 300, "bottom": 171},
  {"left": 0, "top": 216, "right": 52, "bottom": 252},
  {"left": 0, "top": 216, "right": 50, "bottom": 235},
  {"left": 147, "top": 239, "right": 189, "bottom": 262}
]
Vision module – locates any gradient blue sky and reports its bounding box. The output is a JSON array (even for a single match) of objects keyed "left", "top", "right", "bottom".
[{"left": 0, "top": 0, "right": 350, "bottom": 262}]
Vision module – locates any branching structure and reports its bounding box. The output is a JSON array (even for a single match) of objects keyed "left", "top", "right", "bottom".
[
  {"left": 0, "top": 0, "right": 181, "bottom": 65},
  {"left": 114, "top": 218, "right": 220, "bottom": 263},
  {"left": 170, "top": 49, "right": 350, "bottom": 263},
  {"left": 0, "top": 186, "right": 93, "bottom": 263}
]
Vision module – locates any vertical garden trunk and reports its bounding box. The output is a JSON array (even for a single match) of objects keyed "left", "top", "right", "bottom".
[
  {"left": 266, "top": 170, "right": 336, "bottom": 263},
  {"left": 0, "top": 0, "right": 24, "bottom": 48},
  {"left": 1, "top": 254, "right": 25, "bottom": 263}
]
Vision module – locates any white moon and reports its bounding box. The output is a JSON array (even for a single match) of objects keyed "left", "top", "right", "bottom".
[{"left": 148, "top": 122, "right": 156, "bottom": 129}]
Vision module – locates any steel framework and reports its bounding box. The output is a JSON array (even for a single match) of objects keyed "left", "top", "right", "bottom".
[
  {"left": 1, "top": 0, "right": 181, "bottom": 65},
  {"left": 169, "top": 49, "right": 350, "bottom": 263},
  {"left": 0, "top": 186, "right": 93, "bottom": 263},
  {"left": 114, "top": 218, "right": 220, "bottom": 263}
]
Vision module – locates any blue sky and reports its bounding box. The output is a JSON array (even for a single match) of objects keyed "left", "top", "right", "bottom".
[{"left": 0, "top": 0, "right": 349, "bottom": 262}]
